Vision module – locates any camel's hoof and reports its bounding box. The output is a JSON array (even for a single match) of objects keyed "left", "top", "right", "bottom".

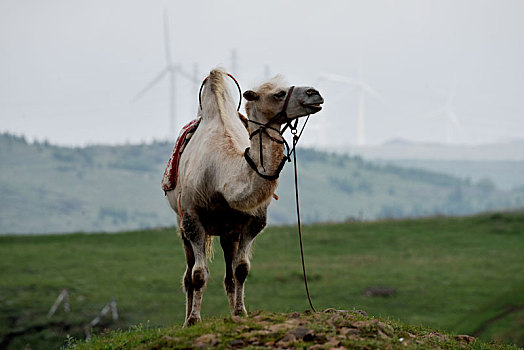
[
  {"left": 233, "top": 307, "right": 247, "bottom": 317},
  {"left": 184, "top": 315, "right": 201, "bottom": 327}
]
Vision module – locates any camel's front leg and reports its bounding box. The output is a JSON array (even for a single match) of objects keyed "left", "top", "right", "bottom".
[
  {"left": 181, "top": 213, "right": 209, "bottom": 326},
  {"left": 232, "top": 216, "right": 266, "bottom": 316},
  {"left": 220, "top": 232, "right": 240, "bottom": 314},
  {"left": 232, "top": 235, "right": 253, "bottom": 316}
]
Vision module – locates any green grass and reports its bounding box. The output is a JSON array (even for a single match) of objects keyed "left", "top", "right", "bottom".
[{"left": 0, "top": 212, "right": 523, "bottom": 349}]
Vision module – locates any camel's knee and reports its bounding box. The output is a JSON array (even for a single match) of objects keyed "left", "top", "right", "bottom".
[
  {"left": 235, "top": 261, "right": 250, "bottom": 284},
  {"left": 192, "top": 267, "right": 209, "bottom": 290}
]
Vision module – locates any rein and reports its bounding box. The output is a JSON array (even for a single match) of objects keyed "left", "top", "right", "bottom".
[{"left": 244, "top": 86, "right": 317, "bottom": 312}]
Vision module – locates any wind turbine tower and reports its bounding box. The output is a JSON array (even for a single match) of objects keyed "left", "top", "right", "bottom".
[
  {"left": 319, "top": 69, "right": 381, "bottom": 146},
  {"left": 264, "top": 64, "right": 271, "bottom": 79},
  {"left": 425, "top": 85, "right": 461, "bottom": 144},
  {"left": 231, "top": 49, "right": 238, "bottom": 76},
  {"left": 132, "top": 10, "right": 197, "bottom": 139}
]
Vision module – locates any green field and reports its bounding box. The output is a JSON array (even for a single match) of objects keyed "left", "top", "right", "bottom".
[{"left": 1, "top": 212, "right": 523, "bottom": 349}]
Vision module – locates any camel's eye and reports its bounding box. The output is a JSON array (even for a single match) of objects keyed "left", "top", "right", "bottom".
[{"left": 273, "top": 91, "right": 286, "bottom": 99}]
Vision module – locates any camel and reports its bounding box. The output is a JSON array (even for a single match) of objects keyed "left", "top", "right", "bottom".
[{"left": 166, "top": 68, "right": 324, "bottom": 326}]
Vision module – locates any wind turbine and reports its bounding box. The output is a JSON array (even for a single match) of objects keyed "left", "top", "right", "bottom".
[
  {"left": 319, "top": 69, "right": 382, "bottom": 146},
  {"left": 231, "top": 49, "right": 238, "bottom": 76},
  {"left": 132, "top": 10, "right": 197, "bottom": 139},
  {"left": 424, "top": 85, "right": 461, "bottom": 144}
]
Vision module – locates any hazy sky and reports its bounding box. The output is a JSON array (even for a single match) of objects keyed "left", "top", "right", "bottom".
[{"left": 1, "top": 0, "right": 523, "bottom": 147}]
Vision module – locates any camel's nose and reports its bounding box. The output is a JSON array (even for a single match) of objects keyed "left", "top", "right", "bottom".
[{"left": 305, "top": 88, "right": 320, "bottom": 96}]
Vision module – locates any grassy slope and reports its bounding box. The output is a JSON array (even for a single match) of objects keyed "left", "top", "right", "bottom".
[
  {"left": 2, "top": 133, "right": 523, "bottom": 234},
  {"left": 70, "top": 310, "right": 516, "bottom": 350},
  {"left": 1, "top": 213, "right": 523, "bottom": 349}
]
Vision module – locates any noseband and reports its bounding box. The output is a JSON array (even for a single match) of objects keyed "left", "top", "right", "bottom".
[{"left": 244, "top": 86, "right": 310, "bottom": 181}]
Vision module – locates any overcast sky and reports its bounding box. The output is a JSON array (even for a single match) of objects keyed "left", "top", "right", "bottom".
[{"left": 1, "top": 0, "right": 522, "bottom": 147}]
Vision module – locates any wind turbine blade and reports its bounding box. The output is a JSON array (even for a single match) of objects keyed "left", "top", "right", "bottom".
[
  {"left": 359, "top": 81, "right": 382, "bottom": 100},
  {"left": 176, "top": 66, "right": 199, "bottom": 83},
  {"left": 330, "top": 90, "right": 352, "bottom": 102},
  {"left": 420, "top": 107, "right": 445, "bottom": 119},
  {"left": 131, "top": 68, "right": 169, "bottom": 102},
  {"left": 163, "top": 9, "right": 173, "bottom": 64},
  {"left": 318, "top": 72, "right": 358, "bottom": 85}
]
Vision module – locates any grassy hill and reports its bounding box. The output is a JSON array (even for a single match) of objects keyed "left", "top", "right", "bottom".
[
  {"left": 1, "top": 132, "right": 523, "bottom": 234},
  {"left": 1, "top": 212, "right": 523, "bottom": 349},
  {"left": 68, "top": 310, "right": 515, "bottom": 350},
  {"left": 382, "top": 159, "right": 524, "bottom": 191}
]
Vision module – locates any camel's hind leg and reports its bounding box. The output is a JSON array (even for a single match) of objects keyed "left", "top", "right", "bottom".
[
  {"left": 220, "top": 230, "right": 240, "bottom": 314},
  {"left": 181, "top": 237, "right": 195, "bottom": 321},
  {"left": 232, "top": 216, "right": 266, "bottom": 316},
  {"left": 181, "top": 213, "right": 209, "bottom": 326}
]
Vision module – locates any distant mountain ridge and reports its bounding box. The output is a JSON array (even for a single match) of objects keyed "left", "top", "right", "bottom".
[
  {"left": 1, "top": 132, "right": 523, "bottom": 234},
  {"left": 333, "top": 138, "right": 524, "bottom": 161}
]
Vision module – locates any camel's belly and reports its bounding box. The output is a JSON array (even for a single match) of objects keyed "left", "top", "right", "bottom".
[{"left": 195, "top": 193, "right": 266, "bottom": 237}]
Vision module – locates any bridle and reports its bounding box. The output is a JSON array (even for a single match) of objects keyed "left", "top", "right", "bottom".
[
  {"left": 244, "top": 86, "right": 311, "bottom": 181},
  {"left": 198, "top": 76, "right": 310, "bottom": 181}
]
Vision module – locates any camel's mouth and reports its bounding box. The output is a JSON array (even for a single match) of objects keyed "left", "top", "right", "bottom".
[{"left": 302, "top": 102, "right": 323, "bottom": 113}]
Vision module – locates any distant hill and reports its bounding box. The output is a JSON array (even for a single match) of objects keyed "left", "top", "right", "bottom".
[
  {"left": 1, "top": 132, "right": 523, "bottom": 234},
  {"left": 337, "top": 139, "right": 524, "bottom": 161},
  {"left": 377, "top": 159, "right": 524, "bottom": 190},
  {"left": 335, "top": 139, "right": 524, "bottom": 190}
]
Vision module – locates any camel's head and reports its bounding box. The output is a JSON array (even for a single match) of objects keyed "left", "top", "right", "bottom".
[{"left": 243, "top": 76, "right": 324, "bottom": 124}]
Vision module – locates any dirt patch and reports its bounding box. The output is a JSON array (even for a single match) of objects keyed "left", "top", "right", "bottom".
[{"left": 179, "top": 309, "right": 479, "bottom": 350}]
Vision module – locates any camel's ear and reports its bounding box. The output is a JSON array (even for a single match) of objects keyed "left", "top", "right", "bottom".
[{"left": 243, "top": 90, "right": 259, "bottom": 101}]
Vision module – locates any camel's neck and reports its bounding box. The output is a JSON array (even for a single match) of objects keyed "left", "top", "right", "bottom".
[
  {"left": 247, "top": 121, "right": 285, "bottom": 177},
  {"left": 218, "top": 109, "right": 285, "bottom": 211}
]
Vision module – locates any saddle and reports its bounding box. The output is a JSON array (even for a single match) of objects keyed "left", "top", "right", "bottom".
[{"left": 161, "top": 113, "right": 249, "bottom": 194}]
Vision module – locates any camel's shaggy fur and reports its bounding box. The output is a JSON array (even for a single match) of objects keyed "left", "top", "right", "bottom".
[{"left": 166, "top": 68, "right": 323, "bottom": 326}]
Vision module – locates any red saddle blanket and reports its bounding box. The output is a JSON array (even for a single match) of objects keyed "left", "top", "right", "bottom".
[
  {"left": 161, "top": 113, "right": 248, "bottom": 194},
  {"left": 161, "top": 118, "right": 201, "bottom": 193}
]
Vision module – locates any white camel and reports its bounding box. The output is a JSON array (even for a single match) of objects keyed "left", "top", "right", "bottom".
[{"left": 166, "top": 68, "right": 324, "bottom": 326}]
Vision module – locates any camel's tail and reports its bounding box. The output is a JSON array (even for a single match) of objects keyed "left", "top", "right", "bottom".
[
  {"left": 201, "top": 69, "right": 245, "bottom": 134},
  {"left": 201, "top": 68, "right": 236, "bottom": 122},
  {"left": 205, "top": 235, "right": 214, "bottom": 261},
  {"left": 177, "top": 228, "right": 214, "bottom": 261}
]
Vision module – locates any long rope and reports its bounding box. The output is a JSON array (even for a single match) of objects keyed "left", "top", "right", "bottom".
[
  {"left": 244, "top": 98, "right": 317, "bottom": 311},
  {"left": 292, "top": 133, "right": 317, "bottom": 312}
]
